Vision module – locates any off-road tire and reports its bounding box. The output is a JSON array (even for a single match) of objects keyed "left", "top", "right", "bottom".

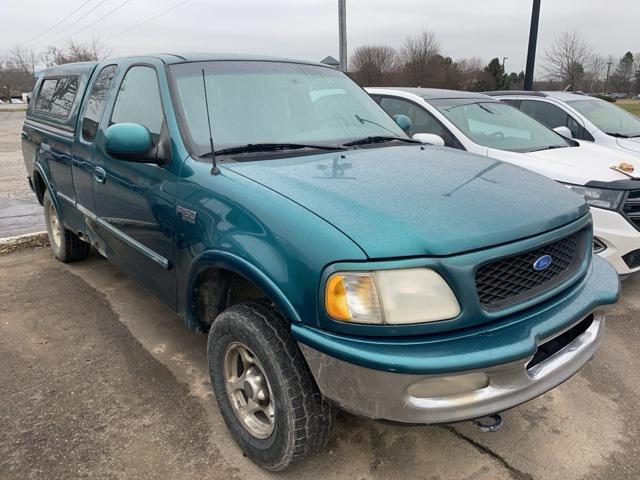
[
  {"left": 207, "top": 301, "right": 335, "bottom": 471},
  {"left": 43, "top": 190, "right": 90, "bottom": 262}
]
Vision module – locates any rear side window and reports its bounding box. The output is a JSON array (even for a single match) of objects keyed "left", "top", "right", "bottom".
[
  {"left": 110, "top": 66, "right": 164, "bottom": 138},
  {"left": 81, "top": 65, "right": 118, "bottom": 142},
  {"left": 34, "top": 76, "right": 79, "bottom": 117}
]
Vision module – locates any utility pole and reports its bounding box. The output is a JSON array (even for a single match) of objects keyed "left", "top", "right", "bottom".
[
  {"left": 524, "top": 0, "right": 541, "bottom": 90},
  {"left": 502, "top": 57, "right": 508, "bottom": 89},
  {"left": 604, "top": 61, "right": 613, "bottom": 94},
  {"left": 338, "top": 0, "right": 347, "bottom": 72}
]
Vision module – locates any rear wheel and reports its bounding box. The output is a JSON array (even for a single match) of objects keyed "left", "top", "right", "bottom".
[
  {"left": 207, "top": 301, "right": 335, "bottom": 471},
  {"left": 43, "top": 190, "right": 90, "bottom": 262}
]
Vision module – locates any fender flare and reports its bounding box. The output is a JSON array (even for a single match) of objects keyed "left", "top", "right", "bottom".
[
  {"left": 33, "top": 161, "right": 62, "bottom": 218},
  {"left": 184, "top": 249, "right": 301, "bottom": 332}
]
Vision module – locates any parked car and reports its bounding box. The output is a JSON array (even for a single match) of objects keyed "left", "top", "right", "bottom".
[
  {"left": 484, "top": 91, "right": 640, "bottom": 155},
  {"left": 369, "top": 87, "right": 640, "bottom": 276},
  {"left": 22, "top": 55, "right": 619, "bottom": 470}
]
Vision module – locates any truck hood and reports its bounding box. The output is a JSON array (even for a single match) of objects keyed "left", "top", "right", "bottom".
[
  {"left": 223, "top": 146, "right": 587, "bottom": 258},
  {"left": 616, "top": 136, "right": 640, "bottom": 155},
  {"left": 487, "top": 142, "right": 640, "bottom": 185}
]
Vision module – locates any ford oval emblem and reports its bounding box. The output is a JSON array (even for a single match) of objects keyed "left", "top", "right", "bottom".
[{"left": 533, "top": 255, "right": 553, "bottom": 271}]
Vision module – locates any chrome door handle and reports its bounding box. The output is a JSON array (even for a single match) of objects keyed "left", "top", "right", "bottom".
[{"left": 93, "top": 167, "right": 107, "bottom": 184}]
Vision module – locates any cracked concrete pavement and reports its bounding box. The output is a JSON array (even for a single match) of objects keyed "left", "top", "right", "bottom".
[
  {"left": 1, "top": 247, "right": 639, "bottom": 479},
  {"left": 1, "top": 105, "right": 639, "bottom": 479}
]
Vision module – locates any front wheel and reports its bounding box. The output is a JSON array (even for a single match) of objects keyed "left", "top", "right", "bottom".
[
  {"left": 43, "top": 190, "right": 90, "bottom": 262},
  {"left": 207, "top": 301, "right": 335, "bottom": 471}
]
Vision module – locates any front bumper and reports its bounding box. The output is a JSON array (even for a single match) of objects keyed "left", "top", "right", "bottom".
[
  {"left": 295, "top": 255, "right": 619, "bottom": 424},
  {"left": 300, "top": 314, "right": 604, "bottom": 424},
  {"left": 592, "top": 207, "right": 640, "bottom": 275}
]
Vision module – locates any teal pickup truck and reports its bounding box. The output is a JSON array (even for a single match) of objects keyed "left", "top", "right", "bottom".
[{"left": 22, "top": 53, "right": 619, "bottom": 470}]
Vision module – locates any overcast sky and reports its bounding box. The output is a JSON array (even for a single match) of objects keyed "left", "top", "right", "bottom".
[{"left": 1, "top": 0, "right": 638, "bottom": 74}]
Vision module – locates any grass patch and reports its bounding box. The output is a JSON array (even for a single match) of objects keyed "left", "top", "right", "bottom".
[{"left": 617, "top": 100, "right": 640, "bottom": 116}]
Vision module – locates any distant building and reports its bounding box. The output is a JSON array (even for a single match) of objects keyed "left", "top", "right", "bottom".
[{"left": 320, "top": 56, "right": 340, "bottom": 69}]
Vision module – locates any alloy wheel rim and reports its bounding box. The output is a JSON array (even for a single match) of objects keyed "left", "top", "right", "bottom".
[
  {"left": 223, "top": 342, "right": 275, "bottom": 439},
  {"left": 48, "top": 202, "right": 62, "bottom": 249}
]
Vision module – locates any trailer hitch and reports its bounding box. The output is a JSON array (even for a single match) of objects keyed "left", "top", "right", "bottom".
[{"left": 470, "top": 414, "right": 503, "bottom": 432}]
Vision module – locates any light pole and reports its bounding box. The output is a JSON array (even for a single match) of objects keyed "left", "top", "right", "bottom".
[
  {"left": 338, "top": 0, "right": 347, "bottom": 72},
  {"left": 524, "top": 0, "right": 541, "bottom": 90}
]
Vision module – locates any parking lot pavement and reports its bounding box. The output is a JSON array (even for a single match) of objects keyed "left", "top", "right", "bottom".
[
  {"left": 1, "top": 247, "right": 639, "bottom": 480},
  {"left": 0, "top": 110, "right": 45, "bottom": 238}
]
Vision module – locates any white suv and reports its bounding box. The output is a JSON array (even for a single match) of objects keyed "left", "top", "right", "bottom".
[
  {"left": 368, "top": 87, "right": 640, "bottom": 276},
  {"left": 485, "top": 91, "right": 640, "bottom": 156}
]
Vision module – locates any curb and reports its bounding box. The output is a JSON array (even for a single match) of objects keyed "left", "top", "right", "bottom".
[{"left": 0, "top": 231, "right": 49, "bottom": 255}]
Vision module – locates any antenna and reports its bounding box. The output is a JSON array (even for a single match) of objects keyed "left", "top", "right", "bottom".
[{"left": 201, "top": 69, "right": 220, "bottom": 175}]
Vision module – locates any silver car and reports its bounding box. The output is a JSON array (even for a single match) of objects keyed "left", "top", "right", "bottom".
[{"left": 485, "top": 91, "right": 640, "bottom": 156}]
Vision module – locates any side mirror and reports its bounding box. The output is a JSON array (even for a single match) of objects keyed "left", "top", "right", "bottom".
[
  {"left": 394, "top": 114, "right": 412, "bottom": 134},
  {"left": 413, "top": 133, "right": 446, "bottom": 147},
  {"left": 553, "top": 126, "right": 573, "bottom": 139},
  {"left": 105, "top": 123, "right": 153, "bottom": 160}
]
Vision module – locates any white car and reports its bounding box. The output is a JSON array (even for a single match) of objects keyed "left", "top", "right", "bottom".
[
  {"left": 484, "top": 91, "right": 640, "bottom": 156},
  {"left": 367, "top": 87, "right": 640, "bottom": 276}
]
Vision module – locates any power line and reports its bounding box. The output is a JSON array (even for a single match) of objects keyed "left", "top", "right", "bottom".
[
  {"left": 18, "top": 0, "right": 93, "bottom": 46},
  {"left": 33, "top": 0, "right": 110, "bottom": 47},
  {"left": 106, "top": 0, "right": 191, "bottom": 41},
  {"left": 59, "top": 0, "right": 134, "bottom": 43}
]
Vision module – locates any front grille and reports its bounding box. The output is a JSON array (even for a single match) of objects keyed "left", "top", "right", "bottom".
[
  {"left": 622, "top": 190, "right": 640, "bottom": 231},
  {"left": 475, "top": 229, "right": 587, "bottom": 311},
  {"left": 622, "top": 249, "right": 640, "bottom": 269}
]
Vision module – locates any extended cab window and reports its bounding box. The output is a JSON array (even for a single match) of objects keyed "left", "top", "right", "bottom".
[
  {"left": 82, "top": 65, "right": 117, "bottom": 142},
  {"left": 34, "top": 76, "right": 79, "bottom": 117},
  {"left": 110, "top": 66, "right": 164, "bottom": 138},
  {"left": 378, "top": 96, "right": 461, "bottom": 148}
]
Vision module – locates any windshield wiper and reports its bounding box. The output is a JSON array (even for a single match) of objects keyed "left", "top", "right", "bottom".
[
  {"left": 342, "top": 135, "right": 421, "bottom": 147},
  {"left": 605, "top": 132, "right": 630, "bottom": 138},
  {"left": 200, "top": 142, "right": 344, "bottom": 158},
  {"left": 529, "top": 144, "right": 568, "bottom": 152}
]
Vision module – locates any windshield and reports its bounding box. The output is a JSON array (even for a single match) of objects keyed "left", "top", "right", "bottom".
[
  {"left": 168, "top": 61, "right": 406, "bottom": 157},
  {"left": 429, "top": 99, "right": 569, "bottom": 152},
  {"left": 567, "top": 98, "right": 640, "bottom": 138}
]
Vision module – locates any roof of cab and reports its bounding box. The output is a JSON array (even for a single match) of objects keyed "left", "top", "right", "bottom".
[
  {"left": 39, "top": 61, "right": 98, "bottom": 77},
  {"left": 41, "top": 53, "right": 328, "bottom": 71},
  {"left": 370, "top": 87, "right": 492, "bottom": 101}
]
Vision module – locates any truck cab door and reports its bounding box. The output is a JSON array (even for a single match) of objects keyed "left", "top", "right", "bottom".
[
  {"left": 72, "top": 64, "right": 118, "bottom": 215},
  {"left": 92, "top": 61, "right": 180, "bottom": 309}
]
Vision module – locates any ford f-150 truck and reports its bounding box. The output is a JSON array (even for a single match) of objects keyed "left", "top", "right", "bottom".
[{"left": 22, "top": 53, "right": 619, "bottom": 471}]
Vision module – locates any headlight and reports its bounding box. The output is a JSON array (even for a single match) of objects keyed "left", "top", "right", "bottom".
[
  {"left": 562, "top": 184, "right": 624, "bottom": 210},
  {"left": 325, "top": 268, "right": 460, "bottom": 324}
]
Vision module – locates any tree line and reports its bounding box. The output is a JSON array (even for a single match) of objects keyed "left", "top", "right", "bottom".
[
  {"left": 350, "top": 28, "right": 640, "bottom": 95},
  {"left": 1, "top": 29, "right": 638, "bottom": 101},
  {"left": 0, "top": 39, "right": 110, "bottom": 101}
]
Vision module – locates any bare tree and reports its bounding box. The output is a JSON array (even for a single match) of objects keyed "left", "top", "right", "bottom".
[
  {"left": 350, "top": 44, "right": 397, "bottom": 86},
  {"left": 542, "top": 30, "right": 593, "bottom": 91},
  {"left": 41, "top": 38, "right": 111, "bottom": 67},
  {"left": 0, "top": 54, "right": 36, "bottom": 100},
  {"left": 9, "top": 46, "right": 38, "bottom": 76},
  {"left": 398, "top": 28, "right": 440, "bottom": 86},
  {"left": 585, "top": 54, "right": 607, "bottom": 92}
]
